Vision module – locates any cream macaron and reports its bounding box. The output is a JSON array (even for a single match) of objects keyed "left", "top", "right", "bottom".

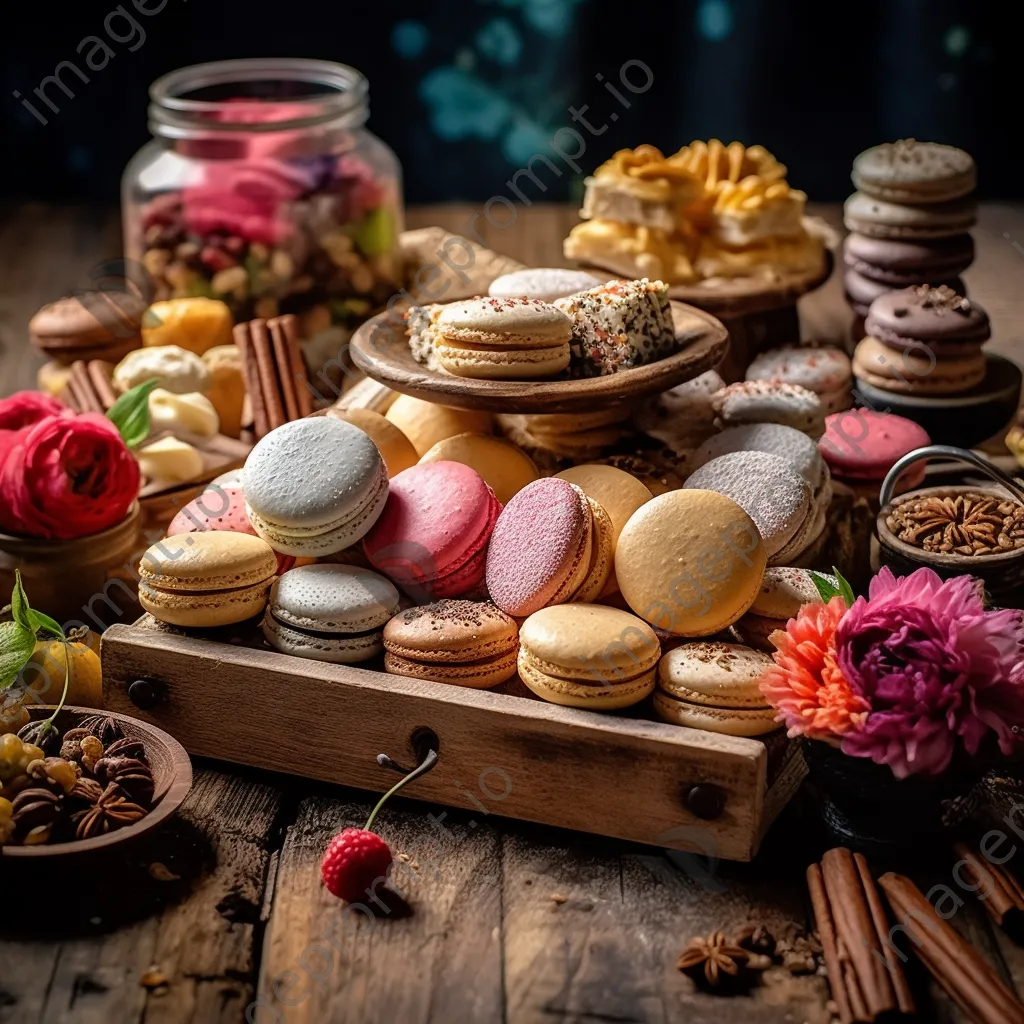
[
  {"left": 733, "top": 567, "right": 835, "bottom": 651},
  {"left": 518, "top": 604, "right": 661, "bottom": 710},
  {"left": 384, "top": 394, "right": 493, "bottom": 457},
  {"left": 244, "top": 417, "right": 389, "bottom": 557},
  {"left": 435, "top": 296, "right": 572, "bottom": 379},
  {"left": 262, "top": 564, "right": 401, "bottom": 663},
  {"left": 328, "top": 406, "right": 419, "bottom": 478},
  {"left": 139, "top": 532, "right": 278, "bottom": 628},
  {"left": 654, "top": 642, "right": 778, "bottom": 736},
  {"left": 418, "top": 432, "right": 539, "bottom": 506}
]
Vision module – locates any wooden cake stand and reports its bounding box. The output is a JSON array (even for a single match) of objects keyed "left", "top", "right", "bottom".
[{"left": 349, "top": 301, "right": 728, "bottom": 414}]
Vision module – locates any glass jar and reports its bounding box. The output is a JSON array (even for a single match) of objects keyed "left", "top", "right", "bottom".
[{"left": 123, "top": 58, "right": 403, "bottom": 342}]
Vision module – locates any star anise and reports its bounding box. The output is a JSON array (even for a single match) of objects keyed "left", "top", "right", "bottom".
[
  {"left": 77, "top": 715, "right": 126, "bottom": 746},
  {"left": 93, "top": 756, "right": 155, "bottom": 806},
  {"left": 72, "top": 783, "right": 147, "bottom": 840},
  {"left": 886, "top": 492, "right": 1024, "bottom": 556},
  {"left": 677, "top": 931, "right": 750, "bottom": 989},
  {"left": 103, "top": 737, "right": 148, "bottom": 764}
]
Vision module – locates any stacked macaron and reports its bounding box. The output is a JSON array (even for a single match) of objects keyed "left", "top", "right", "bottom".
[
  {"left": 364, "top": 461, "right": 501, "bottom": 600},
  {"left": 746, "top": 343, "right": 853, "bottom": 415},
  {"left": 262, "top": 564, "right": 400, "bottom": 663},
  {"left": 818, "top": 408, "right": 931, "bottom": 501},
  {"left": 654, "top": 642, "right": 777, "bottom": 736},
  {"left": 434, "top": 296, "right": 573, "bottom": 379},
  {"left": 485, "top": 477, "right": 614, "bottom": 615},
  {"left": 843, "top": 140, "right": 977, "bottom": 318},
  {"left": 244, "top": 417, "right": 389, "bottom": 557},
  {"left": 497, "top": 406, "right": 635, "bottom": 463},
  {"left": 710, "top": 380, "right": 826, "bottom": 438},
  {"left": 383, "top": 599, "right": 519, "bottom": 688},
  {"left": 634, "top": 370, "right": 725, "bottom": 456},
  {"left": 733, "top": 567, "right": 834, "bottom": 651},
  {"left": 853, "top": 285, "right": 991, "bottom": 397}
]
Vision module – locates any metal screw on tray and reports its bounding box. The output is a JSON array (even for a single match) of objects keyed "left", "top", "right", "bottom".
[
  {"left": 685, "top": 783, "right": 725, "bottom": 820},
  {"left": 128, "top": 679, "right": 159, "bottom": 710}
]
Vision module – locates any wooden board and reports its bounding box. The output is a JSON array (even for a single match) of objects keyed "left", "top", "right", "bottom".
[
  {"left": 349, "top": 301, "right": 728, "bottom": 414},
  {"left": 100, "top": 618, "right": 803, "bottom": 862}
]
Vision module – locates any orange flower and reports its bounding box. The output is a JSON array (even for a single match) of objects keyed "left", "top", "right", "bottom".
[{"left": 758, "top": 596, "right": 869, "bottom": 740}]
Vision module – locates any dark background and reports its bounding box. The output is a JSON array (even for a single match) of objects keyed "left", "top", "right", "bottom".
[{"left": 1, "top": 0, "right": 1019, "bottom": 205}]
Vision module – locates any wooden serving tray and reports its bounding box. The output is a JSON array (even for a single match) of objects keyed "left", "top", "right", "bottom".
[{"left": 101, "top": 617, "right": 805, "bottom": 861}]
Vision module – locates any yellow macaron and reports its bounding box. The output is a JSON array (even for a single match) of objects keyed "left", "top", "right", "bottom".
[
  {"left": 517, "top": 604, "right": 660, "bottom": 710},
  {"left": 329, "top": 406, "right": 419, "bottom": 478},
  {"left": 418, "top": 432, "right": 539, "bottom": 505},
  {"left": 573, "top": 498, "right": 615, "bottom": 602},
  {"left": 614, "top": 489, "right": 767, "bottom": 636},
  {"left": 654, "top": 641, "right": 778, "bottom": 736},
  {"left": 385, "top": 394, "right": 494, "bottom": 456},
  {"left": 139, "top": 532, "right": 277, "bottom": 628}
]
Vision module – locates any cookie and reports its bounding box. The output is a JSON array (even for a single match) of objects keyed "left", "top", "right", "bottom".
[
  {"left": 865, "top": 285, "right": 990, "bottom": 357},
  {"left": 488, "top": 268, "right": 604, "bottom": 303},
  {"left": 851, "top": 140, "right": 976, "bottom": 205},
  {"left": 852, "top": 335, "right": 985, "bottom": 395},
  {"left": 710, "top": 381, "right": 826, "bottom": 437},
  {"left": 691, "top": 422, "right": 826, "bottom": 491},
  {"left": 746, "top": 344, "right": 853, "bottom": 414},
  {"left": 843, "top": 233, "right": 974, "bottom": 286},
  {"left": 843, "top": 191, "right": 977, "bottom": 240}
]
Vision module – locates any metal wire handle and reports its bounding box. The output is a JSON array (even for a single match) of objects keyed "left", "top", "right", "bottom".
[{"left": 879, "top": 445, "right": 1024, "bottom": 509}]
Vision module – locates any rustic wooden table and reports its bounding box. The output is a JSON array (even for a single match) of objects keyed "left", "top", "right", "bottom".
[{"left": 3, "top": 203, "right": 1024, "bottom": 1024}]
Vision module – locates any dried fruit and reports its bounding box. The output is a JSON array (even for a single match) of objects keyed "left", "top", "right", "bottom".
[
  {"left": 93, "top": 757, "right": 155, "bottom": 807},
  {"left": 886, "top": 492, "right": 1024, "bottom": 556},
  {"left": 734, "top": 922, "right": 776, "bottom": 956},
  {"left": 677, "top": 931, "right": 751, "bottom": 989},
  {"left": 104, "top": 737, "right": 148, "bottom": 764},
  {"left": 60, "top": 727, "right": 93, "bottom": 766},
  {"left": 78, "top": 715, "right": 125, "bottom": 746},
  {"left": 68, "top": 776, "right": 104, "bottom": 810},
  {"left": 26, "top": 756, "right": 80, "bottom": 795},
  {"left": 73, "top": 783, "right": 147, "bottom": 840},
  {"left": 12, "top": 787, "right": 62, "bottom": 843},
  {"left": 0, "top": 733, "right": 45, "bottom": 785}
]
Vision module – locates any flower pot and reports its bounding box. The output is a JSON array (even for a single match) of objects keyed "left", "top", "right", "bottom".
[
  {"left": 802, "top": 739, "right": 977, "bottom": 860},
  {"left": 0, "top": 504, "right": 142, "bottom": 630}
]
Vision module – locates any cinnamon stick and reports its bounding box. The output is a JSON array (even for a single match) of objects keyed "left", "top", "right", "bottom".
[
  {"left": 808, "top": 849, "right": 914, "bottom": 1023},
  {"left": 269, "top": 313, "right": 313, "bottom": 420},
  {"left": 878, "top": 872, "right": 1024, "bottom": 1024},
  {"left": 268, "top": 315, "right": 301, "bottom": 422},
  {"left": 87, "top": 360, "right": 117, "bottom": 410},
  {"left": 234, "top": 322, "right": 270, "bottom": 438},
  {"left": 250, "top": 318, "right": 286, "bottom": 431},
  {"left": 69, "top": 360, "right": 103, "bottom": 414},
  {"left": 953, "top": 842, "right": 1024, "bottom": 939}
]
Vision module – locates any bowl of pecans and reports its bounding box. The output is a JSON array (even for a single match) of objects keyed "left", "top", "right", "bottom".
[
  {"left": 0, "top": 706, "right": 192, "bottom": 858},
  {"left": 879, "top": 482, "right": 1024, "bottom": 607}
]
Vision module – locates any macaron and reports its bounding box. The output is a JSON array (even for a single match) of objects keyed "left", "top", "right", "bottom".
[
  {"left": 488, "top": 268, "right": 604, "bottom": 303},
  {"left": 555, "top": 464, "right": 653, "bottom": 595},
  {"left": 244, "top": 417, "right": 389, "bottom": 557},
  {"left": 594, "top": 453, "right": 684, "bottom": 496},
  {"left": 843, "top": 191, "right": 977, "bottom": 240},
  {"left": 843, "top": 233, "right": 974, "bottom": 287},
  {"left": 733, "top": 567, "right": 834, "bottom": 651},
  {"left": 29, "top": 290, "right": 145, "bottom": 364},
  {"left": 112, "top": 345, "right": 211, "bottom": 395},
  {"left": 843, "top": 268, "right": 967, "bottom": 319},
  {"left": 852, "top": 335, "right": 985, "bottom": 395},
  {"left": 635, "top": 369, "right": 725, "bottom": 451},
  {"left": 385, "top": 394, "right": 493, "bottom": 457},
  {"left": 434, "top": 296, "right": 572, "bottom": 379},
  {"left": 167, "top": 485, "right": 295, "bottom": 574},
  {"left": 685, "top": 452, "right": 813, "bottom": 560},
  {"left": 139, "top": 532, "right": 277, "bottom": 628},
  {"left": 382, "top": 599, "right": 519, "bottom": 688},
  {"left": 851, "top": 140, "right": 976, "bottom": 205},
  {"left": 485, "top": 478, "right": 593, "bottom": 617},
  {"left": 517, "top": 604, "right": 660, "bottom": 710},
  {"left": 819, "top": 409, "right": 930, "bottom": 488},
  {"left": 865, "top": 285, "right": 990, "bottom": 357},
  {"left": 710, "top": 381, "right": 826, "bottom": 437},
  {"left": 614, "top": 490, "right": 766, "bottom": 636},
  {"left": 364, "top": 461, "right": 500, "bottom": 600},
  {"left": 498, "top": 408, "right": 631, "bottom": 459},
  {"left": 654, "top": 642, "right": 777, "bottom": 736},
  {"left": 262, "top": 564, "right": 400, "bottom": 663},
  {"left": 691, "top": 422, "right": 826, "bottom": 492},
  {"left": 418, "top": 432, "right": 539, "bottom": 505},
  {"left": 746, "top": 344, "right": 853, "bottom": 415},
  {"left": 328, "top": 406, "right": 419, "bottom": 478}
]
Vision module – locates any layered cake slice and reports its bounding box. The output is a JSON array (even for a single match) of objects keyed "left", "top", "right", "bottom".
[
  {"left": 555, "top": 278, "right": 677, "bottom": 377},
  {"left": 405, "top": 303, "right": 444, "bottom": 370}
]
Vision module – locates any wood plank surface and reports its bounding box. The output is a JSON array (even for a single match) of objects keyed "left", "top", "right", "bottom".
[{"left": 4, "top": 203, "right": 1024, "bottom": 1024}]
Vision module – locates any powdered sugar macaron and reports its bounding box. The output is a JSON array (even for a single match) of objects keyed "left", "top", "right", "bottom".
[
  {"left": 746, "top": 344, "right": 853, "bottom": 414},
  {"left": 435, "top": 296, "right": 572, "bottom": 379},
  {"left": 710, "top": 381, "right": 826, "bottom": 437},
  {"left": 244, "top": 417, "right": 389, "bottom": 557},
  {"left": 488, "top": 268, "right": 604, "bottom": 303},
  {"left": 691, "top": 422, "right": 827, "bottom": 493}
]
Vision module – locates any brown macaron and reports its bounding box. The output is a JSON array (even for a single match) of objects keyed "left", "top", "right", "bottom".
[
  {"left": 29, "top": 290, "right": 146, "bottom": 364},
  {"left": 383, "top": 599, "right": 519, "bottom": 689}
]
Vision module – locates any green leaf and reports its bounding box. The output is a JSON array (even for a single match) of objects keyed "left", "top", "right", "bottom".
[
  {"left": 809, "top": 571, "right": 842, "bottom": 603},
  {"left": 0, "top": 621, "right": 36, "bottom": 692},
  {"left": 833, "top": 567, "right": 857, "bottom": 609},
  {"left": 107, "top": 378, "right": 159, "bottom": 449},
  {"left": 28, "top": 609, "right": 65, "bottom": 640},
  {"left": 10, "top": 571, "right": 31, "bottom": 632}
]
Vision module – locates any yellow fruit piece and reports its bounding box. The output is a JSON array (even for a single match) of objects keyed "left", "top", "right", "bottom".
[
  {"left": 0, "top": 700, "right": 29, "bottom": 735},
  {"left": 22, "top": 640, "right": 104, "bottom": 709},
  {"left": 143, "top": 297, "right": 234, "bottom": 356}
]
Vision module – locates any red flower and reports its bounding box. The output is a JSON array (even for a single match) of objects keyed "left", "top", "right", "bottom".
[
  {"left": 0, "top": 391, "right": 67, "bottom": 431},
  {"left": 0, "top": 413, "right": 139, "bottom": 540}
]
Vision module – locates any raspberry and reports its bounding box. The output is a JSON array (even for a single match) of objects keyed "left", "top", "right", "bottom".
[{"left": 320, "top": 828, "right": 393, "bottom": 903}]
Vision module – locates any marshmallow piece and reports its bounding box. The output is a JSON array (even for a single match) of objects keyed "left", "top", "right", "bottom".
[
  {"left": 150, "top": 389, "right": 220, "bottom": 437},
  {"left": 138, "top": 437, "right": 204, "bottom": 484}
]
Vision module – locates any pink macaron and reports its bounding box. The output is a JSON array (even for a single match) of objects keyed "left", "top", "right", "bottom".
[
  {"left": 485, "top": 477, "right": 592, "bottom": 617},
  {"left": 818, "top": 409, "right": 930, "bottom": 488},
  {"left": 167, "top": 486, "right": 296, "bottom": 573},
  {"left": 363, "top": 461, "right": 501, "bottom": 600}
]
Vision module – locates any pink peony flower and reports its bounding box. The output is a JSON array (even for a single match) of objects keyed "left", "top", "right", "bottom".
[{"left": 835, "top": 567, "right": 1024, "bottom": 778}]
